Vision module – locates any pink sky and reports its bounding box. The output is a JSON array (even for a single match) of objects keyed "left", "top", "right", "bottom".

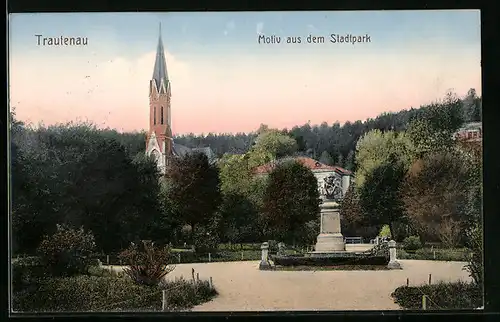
[{"left": 9, "top": 44, "right": 481, "bottom": 135}]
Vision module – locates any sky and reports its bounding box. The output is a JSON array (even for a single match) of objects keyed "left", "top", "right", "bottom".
[{"left": 9, "top": 10, "right": 481, "bottom": 135}]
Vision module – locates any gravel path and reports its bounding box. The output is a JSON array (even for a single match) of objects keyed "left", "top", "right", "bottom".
[{"left": 109, "top": 260, "right": 471, "bottom": 311}]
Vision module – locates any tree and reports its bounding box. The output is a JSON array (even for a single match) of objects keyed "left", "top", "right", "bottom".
[
  {"left": 248, "top": 129, "right": 298, "bottom": 168},
  {"left": 319, "top": 151, "right": 333, "bottom": 165},
  {"left": 218, "top": 153, "right": 253, "bottom": 195},
  {"left": 262, "top": 160, "right": 320, "bottom": 243},
  {"left": 217, "top": 153, "right": 266, "bottom": 243},
  {"left": 355, "top": 129, "right": 414, "bottom": 188},
  {"left": 407, "top": 91, "right": 465, "bottom": 158},
  {"left": 401, "top": 150, "right": 473, "bottom": 245},
  {"left": 11, "top": 122, "right": 165, "bottom": 254},
  {"left": 166, "top": 152, "right": 222, "bottom": 243},
  {"left": 358, "top": 156, "right": 407, "bottom": 241},
  {"left": 217, "top": 192, "right": 259, "bottom": 243},
  {"left": 462, "top": 88, "right": 481, "bottom": 122},
  {"left": 339, "top": 186, "right": 381, "bottom": 240},
  {"left": 344, "top": 150, "right": 355, "bottom": 171}
]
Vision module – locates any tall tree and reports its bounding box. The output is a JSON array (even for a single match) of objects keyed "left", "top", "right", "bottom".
[
  {"left": 401, "top": 150, "right": 474, "bottom": 245},
  {"left": 358, "top": 156, "right": 407, "bottom": 241},
  {"left": 262, "top": 160, "right": 320, "bottom": 244},
  {"left": 407, "top": 91, "right": 465, "bottom": 158},
  {"left": 248, "top": 129, "right": 298, "bottom": 168},
  {"left": 355, "top": 129, "right": 414, "bottom": 188},
  {"left": 217, "top": 153, "right": 264, "bottom": 243},
  {"left": 11, "top": 121, "right": 165, "bottom": 254},
  {"left": 166, "top": 152, "right": 222, "bottom": 242}
]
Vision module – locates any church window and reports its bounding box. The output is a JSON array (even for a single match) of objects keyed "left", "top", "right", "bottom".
[
  {"left": 154, "top": 106, "right": 156, "bottom": 124},
  {"left": 161, "top": 106, "right": 164, "bottom": 124}
]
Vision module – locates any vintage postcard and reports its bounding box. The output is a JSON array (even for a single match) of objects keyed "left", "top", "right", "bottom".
[{"left": 8, "top": 10, "right": 482, "bottom": 313}]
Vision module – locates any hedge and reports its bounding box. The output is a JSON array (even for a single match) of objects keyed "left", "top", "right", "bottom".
[
  {"left": 12, "top": 269, "right": 217, "bottom": 312},
  {"left": 391, "top": 281, "right": 482, "bottom": 310},
  {"left": 272, "top": 254, "right": 389, "bottom": 267}
]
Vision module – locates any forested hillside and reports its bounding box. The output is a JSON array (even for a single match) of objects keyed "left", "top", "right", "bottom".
[{"left": 174, "top": 88, "right": 481, "bottom": 170}]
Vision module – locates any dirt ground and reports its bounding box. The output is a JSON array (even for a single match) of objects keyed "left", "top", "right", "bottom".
[{"left": 109, "top": 260, "right": 471, "bottom": 311}]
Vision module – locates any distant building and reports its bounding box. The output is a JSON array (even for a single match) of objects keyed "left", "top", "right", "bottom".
[
  {"left": 454, "top": 122, "right": 482, "bottom": 142},
  {"left": 145, "top": 25, "right": 214, "bottom": 174},
  {"left": 253, "top": 156, "right": 353, "bottom": 198}
]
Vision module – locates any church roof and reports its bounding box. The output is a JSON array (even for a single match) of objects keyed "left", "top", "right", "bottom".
[
  {"left": 152, "top": 23, "right": 169, "bottom": 93},
  {"left": 172, "top": 142, "right": 216, "bottom": 162}
]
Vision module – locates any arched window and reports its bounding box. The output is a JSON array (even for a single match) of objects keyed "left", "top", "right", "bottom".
[
  {"left": 153, "top": 106, "right": 157, "bottom": 125},
  {"left": 160, "top": 106, "right": 164, "bottom": 124}
]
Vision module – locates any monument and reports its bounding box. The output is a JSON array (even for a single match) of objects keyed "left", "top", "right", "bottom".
[{"left": 312, "top": 175, "right": 346, "bottom": 254}]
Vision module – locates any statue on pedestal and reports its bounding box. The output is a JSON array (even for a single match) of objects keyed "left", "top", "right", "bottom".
[{"left": 313, "top": 175, "right": 346, "bottom": 253}]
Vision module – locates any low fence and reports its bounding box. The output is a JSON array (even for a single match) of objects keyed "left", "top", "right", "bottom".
[
  {"left": 93, "top": 246, "right": 315, "bottom": 266},
  {"left": 397, "top": 248, "right": 472, "bottom": 261},
  {"left": 345, "top": 244, "right": 375, "bottom": 252},
  {"left": 93, "top": 250, "right": 265, "bottom": 266}
]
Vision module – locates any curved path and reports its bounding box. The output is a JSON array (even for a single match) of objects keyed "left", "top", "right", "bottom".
[{"left": 109, "top": 260, "right": 471, "bottom": 311}]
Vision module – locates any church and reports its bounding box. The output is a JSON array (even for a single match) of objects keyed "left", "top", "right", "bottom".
[{"left": 145, "top": 26, "right": 215, "bottom": 174}]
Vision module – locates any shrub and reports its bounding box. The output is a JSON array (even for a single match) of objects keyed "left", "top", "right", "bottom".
[
  {"left": 160, "top": 277, "right": 218, "bottom": 311},
  {"left": 193, "top": 225, "right": 220, "bottom": 254},
  {"left": 391, "top": 281, "right": 482, "bottom": 310},
  {"left": 379, "top": 225, "right": 392, "bottom": 238},
  {"left": 12, "top": 256, "right": 47, "bottom": 291},
  {"left": 402, "top": 236, "right": 422, "bottom": 252},
  {"left": 37, "top": 224, "right": 96, "bottom": 277},
  {"left": 368, "top": 242, "right": 390, "bottom": 259},
  {"left": 12, "top": 274, "right": 218, "bottom": 312},
  {"left": 438, "top": 218, "right": 462, "bottom": 248},
  {"left": 119, "top": 240, "right": 175, "bottom": 286},
  {"left": 12, "top": 275, "right": 159, "bottom": 312},
  {"left": 464, "top": 224, "right": 483, "bottom": 286},
  {"left": 268, "top": 240, "right": 279, "bottom": 252}
]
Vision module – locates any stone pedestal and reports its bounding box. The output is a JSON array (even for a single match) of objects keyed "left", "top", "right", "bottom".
[
  {"left": 314, "top": 199, "right": 345, "bottom": 252},
  {"left": 387, "top": 240, "right": 402, "bottom": 269},
  {"left": 259, "top": 242, "right": 272, "bottom": 270}
]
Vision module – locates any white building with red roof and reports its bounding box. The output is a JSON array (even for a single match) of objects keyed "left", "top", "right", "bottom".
[{"left": 253, "top": 156, "right": 353, "bottom": 198}]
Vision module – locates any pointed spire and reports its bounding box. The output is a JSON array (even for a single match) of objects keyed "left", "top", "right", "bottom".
[{"left": 152, "top": 22, "right": 169, "bottom": 93}]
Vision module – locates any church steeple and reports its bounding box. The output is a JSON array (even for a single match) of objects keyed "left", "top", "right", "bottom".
[
  {"left": 152, "top": 23, "right": 170, "bottom": 94},
  {"left": 146, "top": 22, "right": 173, "bottom": 175}
]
